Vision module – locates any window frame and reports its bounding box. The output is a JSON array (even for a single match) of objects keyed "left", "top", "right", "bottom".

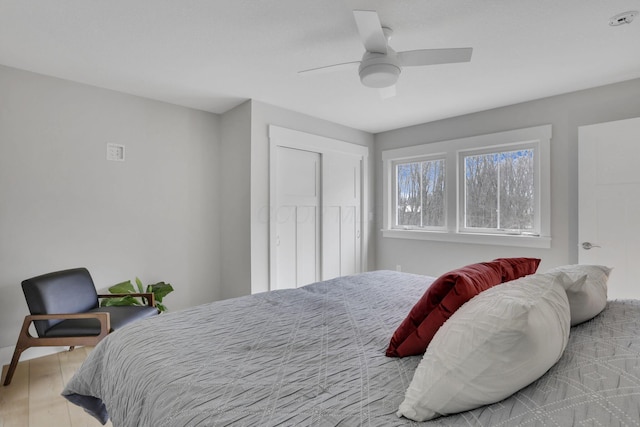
[
  {"left": 391, "top": 154, "right": 447, "bottom": 231},
  {"left": 381, "top": 125, "right": 551, "bottom": 248},
  {"left": 458, "top": 141, "right": 540, "bottom": 235}
]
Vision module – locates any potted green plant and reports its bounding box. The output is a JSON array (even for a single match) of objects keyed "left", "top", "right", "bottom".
[{"left": 100, "top": 278, "right": 174, "bottom": 312}]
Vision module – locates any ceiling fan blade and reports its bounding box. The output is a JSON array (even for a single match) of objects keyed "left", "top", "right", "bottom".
[
  {"left": 298, "top": 61, "right": 360, "bottom": 75},
  {"left": 398, "top": 47, "right": 473, "bottom": 67},
  {"left": 353, "top": 10, "right": 388, "bottom": 54},
  {"left": 379, "top": 85, "right": 396, "bottom": 99}
]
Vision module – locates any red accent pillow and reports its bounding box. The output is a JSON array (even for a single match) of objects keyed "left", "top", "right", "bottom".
[
  {"left": 493, "top": 257, "right": 541, "bottom": 282},
  {"left": 386, "top": 261, "right": 504, "bottom": 358}
]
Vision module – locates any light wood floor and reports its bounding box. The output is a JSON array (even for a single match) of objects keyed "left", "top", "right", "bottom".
[{"left": 0, "top": 347, "right": 112, "bottom": 427}]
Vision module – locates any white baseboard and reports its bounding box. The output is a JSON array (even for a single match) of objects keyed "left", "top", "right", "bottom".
[{"left": 0, "top": 345, "right": 69, "bottom": 368}]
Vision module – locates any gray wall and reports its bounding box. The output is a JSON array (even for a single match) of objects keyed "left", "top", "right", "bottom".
[
  {"left": 0, "top": 65, "right": 222, "bottom": 353},
  {"left": 219, "top": 101, "right": 252, "bottom": 299},
  {"left": 375, "top": 78, "right": 640, "bottom": 277}
]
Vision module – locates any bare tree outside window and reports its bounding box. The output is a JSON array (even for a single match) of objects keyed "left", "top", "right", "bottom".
[
  {"left": 396, "top": 159, "right": 445, "bottom": 228},
  {"left": 464, "top": 149, "right": 534, "bottom": 231}
]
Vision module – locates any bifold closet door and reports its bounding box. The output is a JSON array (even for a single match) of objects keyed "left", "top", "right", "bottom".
[
  {"left": 322, "top": 152, "right": 362, "bottom": 281},
  {"left": 273, "top": 146, "right": 320, "bottom": 290}
]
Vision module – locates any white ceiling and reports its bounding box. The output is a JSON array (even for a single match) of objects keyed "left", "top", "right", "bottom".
[{"left": 1, "top": 0, "right": 639, "bottom": 133}]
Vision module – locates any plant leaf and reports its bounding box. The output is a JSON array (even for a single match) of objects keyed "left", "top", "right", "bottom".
[
  {"left": 101, "top": 295, "right": 141, "bottom": 306},
  {"left": 108, "top": 280, "right": 136, "bottom": 294},
  {"left": 156, "top": 302, "right": 167, "bottom": 312},
  {"left": 135, "top": 277, "right": 144, "bottom": 294},
  {"left": 149, "top": 282, "right": 174, "bottom": 302}
]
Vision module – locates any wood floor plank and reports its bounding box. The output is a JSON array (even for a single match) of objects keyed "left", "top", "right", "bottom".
[
  {"left": 0, "top": 361, "right": 30, "bottom": 427},
  {"left": 28, "top": 353, "right": 71, "bottom": 427},
  {"left": 1, "top": 348, "right": 112, "bottom": 427}
]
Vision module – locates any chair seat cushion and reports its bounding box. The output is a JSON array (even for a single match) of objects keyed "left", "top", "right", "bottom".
[{"left": 44, "top": 306, "right": 159, "bottom": 337}]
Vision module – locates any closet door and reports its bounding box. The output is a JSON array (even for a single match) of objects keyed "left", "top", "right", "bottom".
[
  {"left": 272, "top": 146, "right": 320, "bottom": 290},
  {"left": 322, "top": 152, "right": 362, "bottom": 280}
]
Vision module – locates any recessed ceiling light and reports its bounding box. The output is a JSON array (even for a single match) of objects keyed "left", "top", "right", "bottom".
[{"left": 609, "top": 10, "right": 638, "bottom": 26}]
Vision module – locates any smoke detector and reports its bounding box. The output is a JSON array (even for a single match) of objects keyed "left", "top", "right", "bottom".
[{"left": 609, "top": 11, "right": 638, "bottom": 26}]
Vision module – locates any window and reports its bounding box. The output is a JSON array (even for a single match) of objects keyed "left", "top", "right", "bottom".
[
  {"left": 394, "top": 157, "right": 445, "bottom": 229},
  {"left": 460, "top": 145, "right": 537, "bottom": 235},
  {"left": 382, "top": 125, "right": 551, "bottom": 248}
]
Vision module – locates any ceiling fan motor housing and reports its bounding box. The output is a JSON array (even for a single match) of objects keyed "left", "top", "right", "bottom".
[{"left": 359, "top": 51, "right": 401, "bottom": 88}]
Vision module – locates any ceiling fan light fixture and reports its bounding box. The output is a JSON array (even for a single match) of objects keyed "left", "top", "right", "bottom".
[
  {"left": 359, "top": 63, "right": 400, "bottom": 88},
  {"left": 299, "top": 10, "right": 472, "bottom": 93}
]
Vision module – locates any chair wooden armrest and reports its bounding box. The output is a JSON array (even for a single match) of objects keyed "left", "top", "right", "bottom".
[
  {"left": 98, "top": 292, "right": 156, "bottom": 307},
  {"left": 23, "top": 312, "right": 111, "bottom": 340}
]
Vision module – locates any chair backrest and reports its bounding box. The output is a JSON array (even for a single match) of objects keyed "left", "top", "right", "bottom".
[{"left": 22, "top": 268, "right": 99, "bottom": 337}]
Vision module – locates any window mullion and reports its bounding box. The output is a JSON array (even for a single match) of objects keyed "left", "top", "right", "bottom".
[
  {"left": 496, "top": 158, "right": 501, "bottom": 230},
  {"left": 420, "top": 162, "right": 424, "bottom": 228}
]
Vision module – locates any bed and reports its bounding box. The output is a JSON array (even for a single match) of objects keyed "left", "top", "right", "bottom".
[{"left": 62, "top": 270, "right": 640, "bottom": 426}]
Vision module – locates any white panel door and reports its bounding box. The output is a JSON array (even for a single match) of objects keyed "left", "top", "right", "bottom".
[
  {"left": 273, "top": 147, "right": 320, "bottom": 289},
  {"left": 579, "top": 117, "right": 640, "bottom": 299},
  {"left": 322, "top": 152, "right": 361, "bottom": 280}
]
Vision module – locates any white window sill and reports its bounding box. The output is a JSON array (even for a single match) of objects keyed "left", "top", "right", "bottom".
[{"left": 382, "top": 229, "right": 551, "bottom": 249}]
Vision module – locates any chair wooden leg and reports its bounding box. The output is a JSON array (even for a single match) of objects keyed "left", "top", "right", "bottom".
[
  {"left": 3, "top": 318, "right": 31, "bottom": 386},
  {"left": 3, "top": 345, "right": 25, "bottom": 386}
]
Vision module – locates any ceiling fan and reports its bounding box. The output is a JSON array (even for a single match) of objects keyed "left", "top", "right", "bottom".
[{"left": 299, "top": 10, "right": 473, "bottom": 98}]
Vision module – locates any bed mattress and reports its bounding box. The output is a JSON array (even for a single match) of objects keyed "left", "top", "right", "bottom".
[{"left": 63, "top": 270, "right": 640, "bottom": 426}]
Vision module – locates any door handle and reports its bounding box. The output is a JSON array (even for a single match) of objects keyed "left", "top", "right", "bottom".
[{"left": 581, "top": 242, "right": 601, "bottom": 250}]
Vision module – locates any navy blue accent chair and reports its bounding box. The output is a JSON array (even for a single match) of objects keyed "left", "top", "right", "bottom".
[{"left": 2, "top": 268, "right": 159, "bottom": 386}]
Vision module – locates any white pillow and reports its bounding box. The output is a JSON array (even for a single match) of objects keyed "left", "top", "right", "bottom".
[
  {"left": 396, "top": 273, "right": 571, "bottom": 422},
  {"left": 546, "top": 264, "right": 612, "bottom": 326}
]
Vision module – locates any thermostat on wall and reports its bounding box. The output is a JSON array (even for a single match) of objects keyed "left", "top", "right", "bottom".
[{"left": 107, "top": 143, "right": 125, "bottom": 161}]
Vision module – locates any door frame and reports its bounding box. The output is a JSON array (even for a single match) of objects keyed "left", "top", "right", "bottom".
[{"left": 268, "top": 125, "right": 369, "bottom": 290}]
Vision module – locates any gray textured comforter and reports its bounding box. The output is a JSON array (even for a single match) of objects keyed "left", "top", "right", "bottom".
[{"left": 63, "top": 271, "right": 640, "bottom": 426}]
